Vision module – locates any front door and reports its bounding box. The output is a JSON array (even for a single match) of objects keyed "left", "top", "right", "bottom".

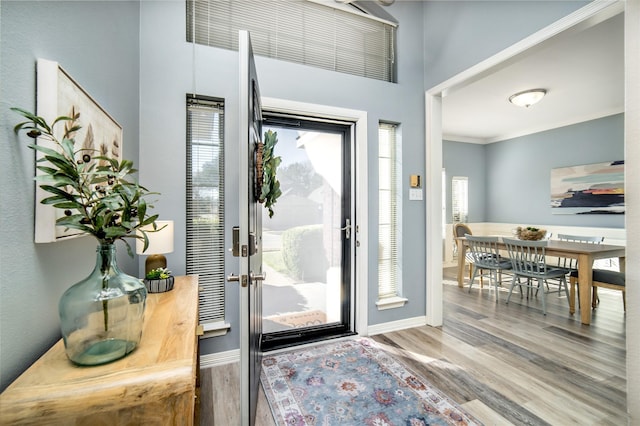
[
  {"left": 260, "top": 115, "right": 355, "bottom": 350},
  {"left": 238, "top": 30, "right": 264, "bottom": 426}
]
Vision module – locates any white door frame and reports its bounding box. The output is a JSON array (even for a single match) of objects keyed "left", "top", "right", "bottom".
[
  {"left": 262, "top": 97, "right": 369, "bottom": 336},
  {"left": 424, "top": 0, "right": 625, "bottom": 327}
]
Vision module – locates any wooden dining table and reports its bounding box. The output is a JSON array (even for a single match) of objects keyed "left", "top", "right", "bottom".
[{"left": 455, "top": 237, "right": 626, "bottom": 325}]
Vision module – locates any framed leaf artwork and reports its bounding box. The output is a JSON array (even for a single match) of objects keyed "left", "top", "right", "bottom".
[{"left": 34, "top": 58, "right": 123, "bottom": 242}]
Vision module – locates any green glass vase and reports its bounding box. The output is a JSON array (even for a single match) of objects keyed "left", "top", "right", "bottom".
[{"left": 59, "top": 243, "right": 147, "bottom": 366}]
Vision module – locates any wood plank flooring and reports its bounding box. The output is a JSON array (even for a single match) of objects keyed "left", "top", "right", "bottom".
[{"left": 198, "top": 268, "right": 627, "bottom": 425}]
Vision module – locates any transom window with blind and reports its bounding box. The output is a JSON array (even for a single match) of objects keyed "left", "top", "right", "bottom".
[
  {"left": 376, "top": 122, "right": 406, "bottom": 310},
  {"left": 186, "top": 95, "right": 228, "bottom": 334},
  {"left": 186, "top": 0, "right": 397, "bottom": 82}
]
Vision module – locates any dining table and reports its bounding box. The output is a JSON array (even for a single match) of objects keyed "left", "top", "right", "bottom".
[{"left": 455, "top": 236, "right": 626, "bottom": 325}]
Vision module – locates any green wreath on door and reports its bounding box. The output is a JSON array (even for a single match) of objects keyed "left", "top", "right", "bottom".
[{"left": 255, "top": 129, "right": 282, "bottom": 218}]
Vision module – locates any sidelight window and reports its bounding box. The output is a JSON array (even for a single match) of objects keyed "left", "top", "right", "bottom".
[
  {"left": 186, "top": 95, "right": 228, "bottom": 334},
  {"left": 377, "top": 122, "right": 406, "bottom": 309}
]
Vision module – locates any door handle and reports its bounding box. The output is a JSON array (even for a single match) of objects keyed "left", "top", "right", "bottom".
[
  {"left": 250, "top": 271, "right": 266, "bottom": 281},
  {"left": 340, "top": 218, "right": 351, "bottom": 239}
]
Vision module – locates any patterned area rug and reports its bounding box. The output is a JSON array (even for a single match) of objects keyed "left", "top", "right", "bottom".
[{"left": 261, "top": 338, "right": 482, "bottom": 425}]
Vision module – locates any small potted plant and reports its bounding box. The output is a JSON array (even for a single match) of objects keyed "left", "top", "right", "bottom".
[{"left": 144, "top": 267, "right": 174, "bottom": 293}]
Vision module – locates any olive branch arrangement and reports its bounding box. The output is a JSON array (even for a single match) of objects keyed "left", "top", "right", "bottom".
[{"left": 11, "top": 107, "right": 161, "bottom": 254}]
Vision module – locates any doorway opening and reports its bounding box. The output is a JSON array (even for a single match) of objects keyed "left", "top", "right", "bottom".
[{"left": 261, "top": 113, "right": 356, "bottom": 351}]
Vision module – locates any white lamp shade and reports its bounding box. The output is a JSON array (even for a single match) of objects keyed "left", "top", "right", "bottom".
[{"left": 136, "top": 220, "right": 174, "bottom": 255}]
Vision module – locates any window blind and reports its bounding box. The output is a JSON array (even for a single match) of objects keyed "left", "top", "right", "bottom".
[
  {"left": 378, "top": 122, "right": 399, "bottom": 299},
  {"left": 186, "top": 96, "right": 226, "bottom": 325},
  {"left": 186, "top": 0, "right": 396, "bottom": 82},
  {"left": 452, "top": 176, "right": 468, "bottom": 223}
]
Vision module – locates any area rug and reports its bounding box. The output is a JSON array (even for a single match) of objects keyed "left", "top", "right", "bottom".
[
  {"left": 260, "top": 338, "right": 482, "bottom": 425},
  {"left": 268, "top": 310, "right": 327, "bottom": 328}
]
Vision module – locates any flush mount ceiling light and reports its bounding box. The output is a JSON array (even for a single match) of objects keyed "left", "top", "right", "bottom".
[{"left": 508, "top": 89, "right": 547, "bottom": 108}]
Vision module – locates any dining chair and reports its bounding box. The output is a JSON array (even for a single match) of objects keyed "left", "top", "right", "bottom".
[
  {"left": 503, "top": 237, "right": 569, "bottom": 315},
  {"left": 465, "top": 235, "right": 512, "bottom": 302},
  {"left": 555, "top": 234, "right": 604, "bottom": 271},
  {"left": 453, "top": 223, "right": 484, "bottom": 287},
  {"left": 553, "top": 234, "right": 604, "bottom": 303},
  {"left": 569, "top": 269, "right": 625, "bottom": 314}
]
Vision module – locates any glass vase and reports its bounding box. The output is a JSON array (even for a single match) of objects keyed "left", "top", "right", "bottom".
[{"left": 59, "top": 243, "right": 147, "bottom": 366}]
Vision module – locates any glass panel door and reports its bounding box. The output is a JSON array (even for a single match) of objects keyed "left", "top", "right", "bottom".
[{"left": 261, "top": 116, "right": 354, "bottom": 350}]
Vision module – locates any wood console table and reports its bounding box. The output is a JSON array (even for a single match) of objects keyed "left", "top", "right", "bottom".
[{"left": 0, "top": 275, "right": 199, "bottom": 425}]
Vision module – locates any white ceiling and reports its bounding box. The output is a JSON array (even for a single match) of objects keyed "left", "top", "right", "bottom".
[{"left": 442, "top": 12, "right": 624, "bottom": 144}]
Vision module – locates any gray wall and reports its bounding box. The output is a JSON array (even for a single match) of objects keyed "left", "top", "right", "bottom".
[
  {"left": 443, "top": 141, "right": 487, "bottom": 223},
  {"left": 443, "top": 114, "right": 625, "bottom": 228},
  {"left": 486, "top": 114, "right": 624, "bottom": 227},
  {"left": 0, "top": 1, "right": 140, "bottom": 391},
  {"left": 138, "top": 0, "right": 428, "bottom": 355},
  {"left": 423, "top": 1, "right": 590, "bottom": 88}
]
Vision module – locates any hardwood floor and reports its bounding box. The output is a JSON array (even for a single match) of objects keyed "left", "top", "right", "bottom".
[{"left": 199, "top": 268, "right": 627, "bottom": 425}]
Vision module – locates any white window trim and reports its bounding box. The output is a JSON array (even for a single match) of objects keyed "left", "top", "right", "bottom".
[
  {"left": 375, "top": 296, "right": 408, "bottom": 310},
  {"left": 201, "top": 320, "right": 231, "bottom": 338}
]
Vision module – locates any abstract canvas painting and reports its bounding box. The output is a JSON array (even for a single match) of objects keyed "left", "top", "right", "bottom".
[{"left": 550, "top": 160, "right": 624, "bottom": 214}]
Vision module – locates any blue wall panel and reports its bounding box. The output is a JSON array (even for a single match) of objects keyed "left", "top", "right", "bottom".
[{"left": 486, "top": 114, "right": 624, "bottom": 228}]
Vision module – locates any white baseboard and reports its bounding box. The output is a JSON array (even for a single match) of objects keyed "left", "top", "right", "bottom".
[
  {"left": 367, "top": 316, "right": 427, "bottom": 336},
  {"left": 200, "top": 349, "right": 240, "bottom": 369}
]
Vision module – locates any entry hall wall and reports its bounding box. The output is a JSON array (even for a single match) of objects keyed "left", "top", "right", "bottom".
[{"left": 139, "top": 1, "right": 428, "bottom": 355}]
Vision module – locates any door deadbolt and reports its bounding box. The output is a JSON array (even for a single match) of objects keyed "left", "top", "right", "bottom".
[
  {"left": 227, "top": 273, "right": 250, "bottom": 287},
  {"left": 231, "top": 226, "right": 257, "bottom": 257}
]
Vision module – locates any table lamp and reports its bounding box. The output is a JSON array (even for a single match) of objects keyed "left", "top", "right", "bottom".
[{"left": 136, "top": 220, "right": 174, "bottom": 275}]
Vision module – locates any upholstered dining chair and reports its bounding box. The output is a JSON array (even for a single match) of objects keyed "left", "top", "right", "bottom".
[
  {"left": 453, "top": 223, "right": 484, "bottom": 287},
  {"left": 503, "top": 238, "right": 569, "bottom": 315},
  {"left": 465, "top": 235, "right": 512, "bottom": 302},
  {"left": 569, "top": 269, "right": 625, "bottom": 314}
]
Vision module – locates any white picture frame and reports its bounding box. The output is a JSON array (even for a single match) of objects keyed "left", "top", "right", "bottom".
[{"left": 35, "top": 58, "right": 123, "bottom": 243}]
